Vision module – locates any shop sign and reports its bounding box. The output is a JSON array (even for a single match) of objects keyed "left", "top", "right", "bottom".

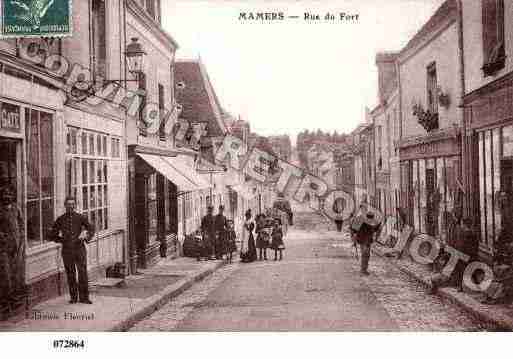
[{"left": 0, "top": 102, "right": 21, "bottom": 133}]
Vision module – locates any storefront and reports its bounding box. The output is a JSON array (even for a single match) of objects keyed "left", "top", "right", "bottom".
[
  {"left": 463, "top": 73, "right": 513, "bottom": 256},
  {"left": 399, "top": 129, "right": 461, "bottom": 242},
  {"left": 128, "top": 148, "right": 210, "bottom": 270},
  {"left": 1, "top": 60, "right": 128, "bottom": 310},
  {"left": 0, "top": 62, "right": 63, "bottom": 311}
]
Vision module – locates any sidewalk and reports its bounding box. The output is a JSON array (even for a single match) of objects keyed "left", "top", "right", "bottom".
[
  {"left": 0, "top": 257, "right": 225, "bottom": 332},
  {"left": 372, "top": 244, "right": 513, "bottom": 331}
]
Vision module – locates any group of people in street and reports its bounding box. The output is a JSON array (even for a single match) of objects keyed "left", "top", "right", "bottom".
[
  {"left": 198, "top": 205, "right": 237, "bottom": 262},
  {"left": 240, "top": 209, "right": 285, "bottom": 263},
  {"left": 197, "top": 202, "right": 287, "bottom": 264}
]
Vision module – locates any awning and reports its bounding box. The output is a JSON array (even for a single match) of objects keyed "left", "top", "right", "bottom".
[
  {"left": 163, "top": 155, "right": 212, "bottom": 190},
  {"left": 138, "top": 153, "right": 210, "bottom": 192}
]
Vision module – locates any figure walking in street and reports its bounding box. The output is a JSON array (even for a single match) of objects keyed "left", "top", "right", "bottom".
[
  {"left": 0, "top": 186, "right": 26, "bottom": 317},
  {"left": 271, "top": 218, "right": 285, "bottom": 261},
  {"left": 351, "top": 211, "right": 381, "bottom": 276},
  {"left": 201, "top": 206, "right": 216, "bottom": 260},
  {"left": 225, "top": 220, "right": 237, "bottom": 263},
  {"left": 240, "top": 209, "right": 257, "bottom": 263},
  {"left": 214, "top": 205, "right": 228, "bottom": 260},
  {"left": 333, "top": 197, "right": 345, "bottom": 232},
  {"left": 256, "top": 213, "right": 270, "bottom": 260},
  {"left": 49, "top": 197, "right": 95, "bottom": 304},
  {"left": 273, "top": 192, "right": 293, "bottom": 226}
]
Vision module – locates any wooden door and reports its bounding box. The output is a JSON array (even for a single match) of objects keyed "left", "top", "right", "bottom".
[{"left": 134, "top": 173, "right": 148, "bottom": 267}]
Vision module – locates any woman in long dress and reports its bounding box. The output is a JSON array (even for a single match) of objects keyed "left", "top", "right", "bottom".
[{"left": 240, "top": 209, "right": 257, "bottom": 263}]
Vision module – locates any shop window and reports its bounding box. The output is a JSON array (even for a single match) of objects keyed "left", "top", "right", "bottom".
[
  {"left": 89, "top": 133, "right": 95, "bottom": 156},
  {"left": 482, "top": 0, "right": 505, "bottom": 76},
  {"left": 166, "top": 180, "right": 178, "bottom": 234},
  {"left": 65, "top": 127, "right": 113, "bottom": 234},
  {"left": 156, "top": 173, "right": 166, "bottom": 239},
  {"left": 25, "top": 108, "right": 54, "bottom": 248},
  {"left": 111, "top": 137, "right": 121, "bottom": 158},
  {"left": 66, "top": 127, "right": 78, "bottom": 154},
  {"left": 148, "top": 173, "right": 158, "bottom": 244}
]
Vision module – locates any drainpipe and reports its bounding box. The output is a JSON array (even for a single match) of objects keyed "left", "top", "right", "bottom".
[
  {"left": 396, "top": 54, "right": 405, "bottom": 221},
  {"left": 456, "top": 0, "right": 468, "bottom": 219}
]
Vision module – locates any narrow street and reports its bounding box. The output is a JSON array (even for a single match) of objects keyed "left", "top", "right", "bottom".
[{"left": 130, "top": 212, "right": 494, "bottom": 331}]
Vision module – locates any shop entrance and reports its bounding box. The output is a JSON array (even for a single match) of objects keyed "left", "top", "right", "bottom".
[
  {"left": 0, "top": 138, "right": 20, "bottom": 200},
  {"left": 134, "top": 173, "right": 148, "bottom": 268},
  {"left": 426, "top": 168, "right": 437, "bottom": 236},
  {"left": 500, "top": 158, "right": 513, "bottom": 229}
]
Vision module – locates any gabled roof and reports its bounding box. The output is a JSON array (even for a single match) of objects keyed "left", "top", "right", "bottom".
[
  {"left": 174, "top": 59, "right": 227, "bottom": 137},
  {"left": 399, "top": 0, "right": 457, "bottom": 60}
]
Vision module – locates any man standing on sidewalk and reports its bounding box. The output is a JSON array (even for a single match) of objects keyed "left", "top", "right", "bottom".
[
  {"left": 351, "top": 211, "right": 381, "bottom": 276},
  {"left": 214, "top": 205, "right": 228, "bottom": 260},
  {"left": 0, "top": 186, "right": 25, "bottom": 312},
  {"left": 49, "top": 197, "right": 94, "bottom": 304},
  {"left": 201, "top": 206, "right": 216, "bottom": 260}
]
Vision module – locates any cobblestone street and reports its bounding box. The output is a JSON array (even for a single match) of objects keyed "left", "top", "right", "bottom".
[{"left": 130, "top": 212, "right": 495, "bottom": 331}]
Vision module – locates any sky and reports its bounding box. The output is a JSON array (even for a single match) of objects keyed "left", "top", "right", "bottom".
[{"left": 161, "top": 0, "right": 445, "bottom": 144}]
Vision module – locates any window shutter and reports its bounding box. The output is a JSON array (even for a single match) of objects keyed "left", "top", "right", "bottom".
[
  {"left": 482, "top": 0, "right": 505, "bottom": 74},
  {"left": 138, "top": 73, "right": 147, "bottom": 136},
  {"left": 482, "top": 0, "right": 498, "bottom": 64},
  {"left": 158, "top": 84, "right": 165, "bottom": 140},
  {"left": 92, "top": 0, "right": 107, "bottom": 79},
  {"left": 108, "top": 160, "right": 124, "bottom": 231}
]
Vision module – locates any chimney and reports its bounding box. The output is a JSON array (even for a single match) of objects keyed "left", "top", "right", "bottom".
[{"left": 375, "top": 52, "right": 398, "bottom": 105}]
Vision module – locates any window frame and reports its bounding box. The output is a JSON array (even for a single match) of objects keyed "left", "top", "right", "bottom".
[
  {"left": 426, "top": 62, "right": 438, "bottom": 115},
  {"left": 481, "top": 0, "right": 506, "bottom": 76},
  {"left": 25, "top": 107, "right": 55, "bottom": 248},
  {"left": 65, "top": 127, "right": 116, "bottom": 236}
]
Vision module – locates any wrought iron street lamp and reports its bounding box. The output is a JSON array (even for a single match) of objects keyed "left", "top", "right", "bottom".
[
  {"left": 125, "top": 37, "right": 146, "bottom": 76},
  {"left": 68, "top": 38, "right": 147, "bottom": 103}
]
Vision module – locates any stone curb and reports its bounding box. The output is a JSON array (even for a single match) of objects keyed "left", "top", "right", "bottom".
[
  {"left": 110, "top": 260, "right": 226, "bottom": 331},
  {"left": 372, "top": 246, "right": 513, "bottom": 331}
]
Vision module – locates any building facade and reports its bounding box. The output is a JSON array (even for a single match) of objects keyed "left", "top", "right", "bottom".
[
  {"left": 0, "top": 0, "right": 131, "bottom": 307},
  {"left": 372, "top": 53, "right": 400, "bottom": 219},
  {"left": 461, "top": 0, "right": 513, "bottom": 258},
  {"left": 396, "top": 0, "right": 463, "bottom": 242}
]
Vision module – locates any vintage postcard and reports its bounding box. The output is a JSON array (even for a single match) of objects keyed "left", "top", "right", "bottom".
[{"left": 0, "top": 1, "right": 512, "bottom": 348}]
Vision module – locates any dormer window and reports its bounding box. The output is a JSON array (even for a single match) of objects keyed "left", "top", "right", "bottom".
[{"left": 176, "top": 81, "right": 186, "bottom": 90}]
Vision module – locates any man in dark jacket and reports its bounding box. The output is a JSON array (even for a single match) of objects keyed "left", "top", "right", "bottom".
[
  {"left": 0, "top": 186, "right": 25, "bottom": 310},
  {"left": 49, "top": 197, "right": 95, "bottom": 304},
  {"left": 351, "top": 211, "right": 381, "bottom": 275},
  {"left": 201, "top": 206, "right": 216, "bottom": 260},
  {"left": 214, "top": 205, "right": 228, "bottom": 259}
]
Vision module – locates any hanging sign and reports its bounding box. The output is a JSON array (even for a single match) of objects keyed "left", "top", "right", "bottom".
[{"left": 0, "top": 102, "right": 21, "bottom": 133}]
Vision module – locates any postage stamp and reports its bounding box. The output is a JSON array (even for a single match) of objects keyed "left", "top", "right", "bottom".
[{"left": 1, "top": 0, "right": 72, "bottom": 38}]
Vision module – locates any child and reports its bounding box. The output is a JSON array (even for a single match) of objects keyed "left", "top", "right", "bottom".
[
  {"left": 225, "top": 220, "right": 237, "bottom": 263},
  {"left": 256, "top": 214, "right": 270, "bottom": 260},
  {"left": 271, "top": 218, "right": 285, "bottom": 261}
]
